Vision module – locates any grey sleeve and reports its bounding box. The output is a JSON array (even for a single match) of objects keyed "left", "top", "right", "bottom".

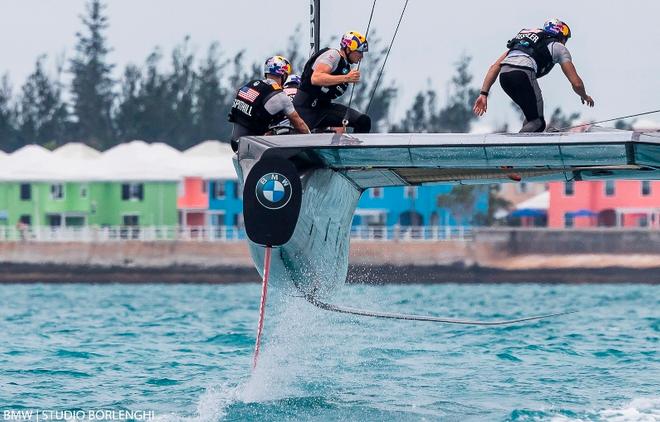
[
  {"left": 264, "top": 91, "right": 295, "bottom": 116},
  {"left": 311, "top": 49, "right": 341, "bottom": 72},
  {"left": 550, "top": 42, "right": 572, "bottom": 64}
]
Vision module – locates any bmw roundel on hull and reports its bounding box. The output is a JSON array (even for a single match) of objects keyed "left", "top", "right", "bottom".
[
  {"left": 243, "top": 157, "right": 302, "bottom": 247},
  {"left": 256, "top": 173, "right": 292, "bottom": 210}
]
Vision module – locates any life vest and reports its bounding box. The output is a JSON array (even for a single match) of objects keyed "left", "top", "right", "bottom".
[
  {"left": 227, "top": 79, "right": 284, "bottom": 134},
  {"left": 506, "top": 29, "right": 563, "bottom": 78},
  {"left": 297, "top": 48, "right": 351, "bottom": 107}
]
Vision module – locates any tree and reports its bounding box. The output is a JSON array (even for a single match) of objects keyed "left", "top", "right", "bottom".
[
  {"left": 164, "top": 37, "right": 197, "bottom": 149},
  {"left": 17, "top": 56, "right": 70, "bottom": 148},
  {"left": 614, "top": 119, "right": 635, "bottom": 130},
  {"left": 69, "top": 0, "right": 115, "bottom": 149},
  {"left": 483, "top": 184, "right": 512, "bottom": 226},
  {"left": 195, "top": 42, "right": 232, "bottom": 141},
  {"left": 0, "top": 75, "right": 19, "bottom": 152},
  {"left": 437, "top": 185, "right": 484, "bottom": 225},
  {"left": 392, "top": 55, "right": 478, "bottom": 133},
  {"left": 283, "top": 25, "right": 308, "bottom": 75},
  {"left": 546, "top": 107, "right": 580, "bottom": 131},
  {"left": 430, "top": 55, "right": 480, "bottom": 132},
  {"left": 390, "top": 91, "right": 429, "bottom": 132},
  {"left": 114, "top": 64, "right": 143, "bottom": 142}
]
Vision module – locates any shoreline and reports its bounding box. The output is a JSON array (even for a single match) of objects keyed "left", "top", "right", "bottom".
[
  {"left": 1, "top": 229, "right": 658, "bottom": 284},
  {"left": 1, "top": 262, "right": 658, "bottom": 284}
]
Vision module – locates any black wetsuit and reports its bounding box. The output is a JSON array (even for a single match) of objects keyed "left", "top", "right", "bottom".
[
  {"left": 499, "top": 29, "right": 566, "bottom": 132},
  {"left": 499, "top": 67, "right": 546, "bottom": 132}
]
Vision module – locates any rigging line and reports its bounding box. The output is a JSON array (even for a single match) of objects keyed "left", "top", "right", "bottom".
[
  {"left": 590, "top": 123, "right": 660, "bottom": 138},
  {"left": 557, "top": 143, "right": 571, "bottom": 182},
  {"left": 302, "top": 292, "right": 577, "bottom": 326},
  {"left": 559, "top": 108, "right": 660, "bottom": 131},
  {"left": 365, "top": 0, "right": 410, "bottom": 116},
  {"left": 635, "top": 132, "right": 660, "bottom": 139},
  {"left": 343, "top": 0, "right": 378, "bottom": 128},
  {"left": 363, "top": 0, "right": 377, "bottom": 39}
]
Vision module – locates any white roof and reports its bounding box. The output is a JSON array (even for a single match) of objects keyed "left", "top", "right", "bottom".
[
  {"left": 515, "top": 191, "right": 549, "bottom": 210},
  {"left": 0, "top": 140, "right": 238, "bottom": 182},
  {"left": 53, "top": 142, "right": 102, "bottom": 158},
  {"left": 183, "top": 140, "right": 233, "bottom": 157},
  {"left": 11, "top": 144, "right": 52, "bottom": 160},
  {"left": 180, "top": 141, "right": 236, "bottom": 179}
]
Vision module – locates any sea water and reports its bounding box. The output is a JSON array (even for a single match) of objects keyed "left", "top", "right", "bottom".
[{"left": 0, "top": 283, "right": 658, "bottom": 421}]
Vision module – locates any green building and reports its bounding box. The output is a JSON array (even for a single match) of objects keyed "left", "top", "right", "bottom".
[
  {"left": 0, "top": 181, "right": 177, "bottom": 228},
  {"left": 0, "top": 144, "right": 178, "bottom": 229}
]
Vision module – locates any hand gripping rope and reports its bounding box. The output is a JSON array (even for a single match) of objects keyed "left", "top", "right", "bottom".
[{"left": 342, "top": 0, "right": 377, "bottom": 130}]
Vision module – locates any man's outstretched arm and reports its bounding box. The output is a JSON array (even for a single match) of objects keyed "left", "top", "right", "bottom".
[
  {"left": 560, "top": 61, "right": 594, "bottom": 107},
  {"left": 473, "top": 51, "right": 509, "bottom": 116}
]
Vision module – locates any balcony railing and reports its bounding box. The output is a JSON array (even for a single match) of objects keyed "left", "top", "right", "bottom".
[
  {"left": 0, "top": 225, "right": 247, "bottom": 242},
  {"left": 0, "top": 225, "right": 473, "bottom": 242},
  {"left": 349, "top": 225, "right": 473, "bottom": 241}
]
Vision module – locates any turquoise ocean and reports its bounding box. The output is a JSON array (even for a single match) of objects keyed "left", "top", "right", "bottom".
[{"left": 0, "top": 283, "right": 658, "bottom": 421}]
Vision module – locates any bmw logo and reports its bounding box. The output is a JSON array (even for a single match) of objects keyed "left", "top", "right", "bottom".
[{"left": 255, "top": 172, "right": 293, "bottom": 210}]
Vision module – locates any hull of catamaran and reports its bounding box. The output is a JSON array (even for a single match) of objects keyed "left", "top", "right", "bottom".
[{"left": 234, "top": 130, "right": 660, "bottom": 296}]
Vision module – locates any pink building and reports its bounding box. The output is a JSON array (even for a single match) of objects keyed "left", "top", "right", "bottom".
[
  {"left": 177, "top": 176, "right": 208, "bottom": 227},
  {"left": 548, "top": 180, "right": 660, "bottom": 228}
]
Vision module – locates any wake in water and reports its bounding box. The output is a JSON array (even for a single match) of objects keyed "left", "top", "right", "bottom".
[
  {"left": 241, "top": 292, "right": 342, "bottom": 402},
  {"left": 154, "top": 293, "right": 349, "bottom": 421},
  {"left": 152, "top": 385, "right": 238, "bottom": 422},
  {"left": 141, "top": 284, "right": 659, "bottom": 421},
  {"left": 595, "top": 397, "right": 660, "bottom": 422}
]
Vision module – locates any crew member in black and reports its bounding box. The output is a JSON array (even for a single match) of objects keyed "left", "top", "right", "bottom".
[
  {"left": 293, "top": 31, "right": 371, "bottom": 134},
  {"left": 473, "top": 19, "right": 594, "bottom": 132},
  {"left": 228, "top": 55, "right": 309, "bottom": 152}
]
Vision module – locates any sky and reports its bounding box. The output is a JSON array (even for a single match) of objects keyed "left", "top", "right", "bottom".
[{"left": 1, "top": 0, "right": 659, "bottom": 130}]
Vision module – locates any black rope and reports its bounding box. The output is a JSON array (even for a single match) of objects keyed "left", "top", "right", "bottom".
[
  {"left": 363, "top": 0, "right": 377, "bottom": 39},
  {"left": 559, "top": 108, "right": 660, "bottom": 131},
  {"left": 304, "top": 292, "right": 577, "bottom": 325},
  {"left": 342, "top": 0, "right": 378, "bottom": 128},
  {"left": 589, "top": 123, "right": 660, "bottom": 138},
  {"left": 365, "top": 0, "right": 410, "bottom": 115}
]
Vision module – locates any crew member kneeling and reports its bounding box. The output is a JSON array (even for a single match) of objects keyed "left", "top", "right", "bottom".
[{"left": 228, "top": 56, "right": 310, "bottom": 152}]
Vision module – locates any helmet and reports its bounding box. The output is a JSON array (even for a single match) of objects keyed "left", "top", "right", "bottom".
[
  {"left": 543, "top": 18, "right": 571, "bottom": 40},
  {"left": 284, "top": 74, "right": 301, "bottom": 88},
  {"left": 340, "top": 31, "right": 369, "bottom": 53},
  {"left": 264, "top": 55, "right": 292, "bottom": 79}
]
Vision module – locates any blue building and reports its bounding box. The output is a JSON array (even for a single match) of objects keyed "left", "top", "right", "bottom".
[
  {"left": 353, "top": 185, "right": 489, "bottom": 227},
  {"left": 208, "top": 180, "right": 243, "bottom": 227},
  {"left": 207, "top": 180, "right": 489, "bottom": 229}
]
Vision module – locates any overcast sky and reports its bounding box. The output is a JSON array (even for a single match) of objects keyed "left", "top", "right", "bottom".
[{"left": 1, "top": 0, "right": 659, "bottom": 130}]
